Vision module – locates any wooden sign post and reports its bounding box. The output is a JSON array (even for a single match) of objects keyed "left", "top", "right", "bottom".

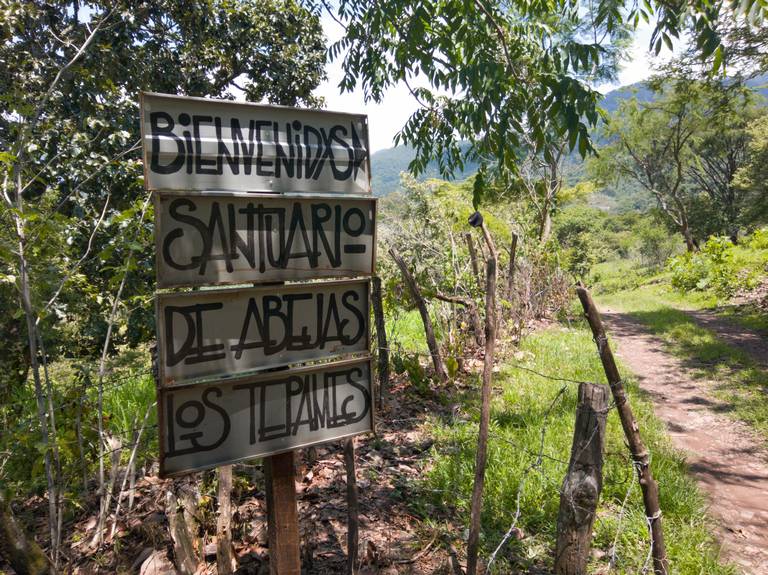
[
  {"left": 140, "top": 92, "right": 375, "bottom": 571},
  {"left": 265, "top": 452, "right": 301, "bottom": 574}
]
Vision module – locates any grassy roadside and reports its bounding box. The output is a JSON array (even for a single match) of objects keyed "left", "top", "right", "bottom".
[
  {"left": 596, "top": 285, "right": 768, "bottom": 441},
  {"left": 403, "top": 324, "right": 732, "bottom": 574}
]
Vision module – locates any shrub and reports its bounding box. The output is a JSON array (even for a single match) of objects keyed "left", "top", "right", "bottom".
[{"left": 668, "top": 234, "right": 766, "bottom": 298}]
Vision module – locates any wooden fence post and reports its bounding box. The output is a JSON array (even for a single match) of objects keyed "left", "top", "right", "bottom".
[
  {"left": 371, "top": 276, "right": 390, "bottom": 407},
  {"left": 466, "top": 223, "right": 498, "bottom": 575},
  {"left": 216, "top": 465, "right": 234, "bottom": 575},
  {"left": 389, "top": 247, "right": 449, "bottom": 383},
  {"left": 575, "top": 285, "right": 669, "bottom": 575},
  {"left": 265, "top": 452, "right": 301, "bottom": 575},
  {"left": 344, "top": 438, "right": 359, "bottom": 575},
  {"left": 555, "top": 382, "right": 609, "bottom": 574},
  {"left": 464, "top": 232, "right": 483, "bottom": 287}
]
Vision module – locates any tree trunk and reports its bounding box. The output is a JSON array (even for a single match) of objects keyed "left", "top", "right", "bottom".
[
  {"left": 538, "top": 199, "right": 553, "bottom": 244},
  {"left": 555, "top": 383, "right": 609, "bottom": 574},
  {"left": 216, "top": 465, "right": 234, "bottom": 575},
  {"left": 682, "top": 227, "right": 696, "bottom": 252},
  {"left": 371, "top": 276, "right": 389, "bottom": 407},
  {"left": 466, "top": 224, "right": 498, "bottom": 575},
  {"left": 14, "top": 214, "right": 58, "bottom": 568},
  {"left": 464, "top": 232, "right": 482, "bottom": 287},
  {"left": 344, "top": 438, "right": 359, "bottom": 575},
  {"left": 575, "top": 286, "right": 669, "bottom": 575},
  {"left": 0, "top": 493, "right": 48, "bottom": 575},
  {"left": 389, "top": 247, "right": 448, "bottom": 383}
]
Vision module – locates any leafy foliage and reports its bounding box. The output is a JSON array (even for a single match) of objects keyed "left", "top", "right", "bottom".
[
  {"left": 668, "top": 231, "right": 768, "bottom": 297},
  {"left": 323, "top": 0, "right": 630, "bottom": 183},
  {"left": 0, "top": 0, "right": 326, "bottom": 364}
]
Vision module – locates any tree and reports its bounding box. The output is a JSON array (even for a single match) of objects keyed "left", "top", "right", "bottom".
[
  {"left": 687, "top": 85, "right": 760, "bottom": 243},
  {"left": 591, "top": 77, "right": 707, "bottom": 251},
  {"left": 735, "top": 114, "right": 768, "bottom": 226},
  {"left": 320, "top": 0, "right": 631, "bottom": 182},
  {"left": 0, "top": 0, "right": 325, "bottom": 563}
]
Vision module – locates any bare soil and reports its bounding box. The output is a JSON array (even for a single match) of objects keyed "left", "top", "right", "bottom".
[{"left": 602, "top": 310, "right": 768, "bottom": 575}]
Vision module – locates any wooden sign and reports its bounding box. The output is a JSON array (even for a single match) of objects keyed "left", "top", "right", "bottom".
[
  {"left": 159, "top": 357, "right": 373, "bottom": 477},
  {"left": 155, "top": 192, "right": 376, "bottom": 288},
  {"left": 140, "top": 92, "right": 371, "bottom": 195},
  {"left": 157, "top": 279, "right": 370, "bottom": 387}
]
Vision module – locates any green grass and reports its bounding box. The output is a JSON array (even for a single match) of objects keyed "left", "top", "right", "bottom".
[
  {"left": 597, "top": 286, "right": 768, "bottom": 440},
  {"left": 1, "top": 348, "right": 157, "bottom": 495},
  {"left": 386, "top": 308, "right": 433, "bottom": 355},
  {"left": 407, "top": 326, "right": 732, "bottom": 574},
  {"left": 717, "top": 303, "right": 768, "bottom": 334}
]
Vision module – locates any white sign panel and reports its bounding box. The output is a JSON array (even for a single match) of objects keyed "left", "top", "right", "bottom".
[
  {"left": 155, "top": 192, "right": 376, "bottom": 288},
  {"left": 157, "top": 279, "right": 369, "bottom": 387},
  {"left": 140, "top": 92, "right": 371, "bottom": 194},
  {"left": 159, "top": 357, "right": 373, "bottom": 477}
]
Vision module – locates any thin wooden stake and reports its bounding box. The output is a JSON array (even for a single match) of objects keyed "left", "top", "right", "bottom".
[
  {"left": 344, "top": 438, "right": 359, "bottom": 575},
  {"left": 466, "top": 223, "right": 498, "bottom": 575},
  {"left": 265, "top": 452, "right": 301, "bottom": 575},
  {"left": 505, "top": 233, "right": 519, "bottom": 302},
  {"left": 464, "top": 232, "right": 482, "bottom": 287},
  {"left": 576, "top": 285, "right": 668, "bottom": 575},
  {"left": 371, "top": 276, "right": 390, "bottom": 407},
  {"left": 555, "top": 382, "right": 609, "bottom": 574},
  {"left": 389, "top": 247, "right": 448, "bottom": 383},
  {"left": 216, "top": 465, "right": 234, "bottom": 575}
]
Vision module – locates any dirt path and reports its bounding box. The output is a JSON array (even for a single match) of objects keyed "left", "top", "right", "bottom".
[{"left": 602, "top": 310, "right": 768, "bottom": 575}]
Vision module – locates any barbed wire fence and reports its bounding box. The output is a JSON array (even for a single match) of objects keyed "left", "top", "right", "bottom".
[{"left": 374, "top": 306, "right": 658, "bottom": 574}]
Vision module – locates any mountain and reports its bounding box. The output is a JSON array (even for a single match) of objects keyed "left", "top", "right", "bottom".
[{"left": 370, "top": 142, "right": 481, "bottom": 197}]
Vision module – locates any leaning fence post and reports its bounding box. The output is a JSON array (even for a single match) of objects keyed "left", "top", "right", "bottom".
[
  {"left": 555, "top": 382, "right": 609, "bottom": 574},
  {"left": 389, "top": 247, "right": 448, "bottom": 383},
  {"left": 464, "top": 232, "right": 483, "bottom": 288},
  {"left": 575, "top": 285, "right": 669, "bottom": 575}
]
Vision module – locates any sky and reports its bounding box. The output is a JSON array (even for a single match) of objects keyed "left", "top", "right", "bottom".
[{"left": 314, "top": 14, "right": 679, "bottom": 153}]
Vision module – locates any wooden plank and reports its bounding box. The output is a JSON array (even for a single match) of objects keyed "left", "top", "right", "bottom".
[
  {"left": 140, "top": 92, "right": 371, "bottom": 195},
  {"left": 156, "top": 279, "right": 370, "bottom": 387},
  {"left": 158, "top": 357, "right": 374, "bottom": 477},
  {"left": 154, "top": 192, "right": 376, "bottom": 289}
]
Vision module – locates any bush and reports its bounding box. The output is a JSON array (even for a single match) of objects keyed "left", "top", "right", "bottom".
[
  {"left": 668, "top": 234, "right": 766, "bottom": 298},
  {"left": 747, "top": 227, "right": 768, "bottom": 250}
]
